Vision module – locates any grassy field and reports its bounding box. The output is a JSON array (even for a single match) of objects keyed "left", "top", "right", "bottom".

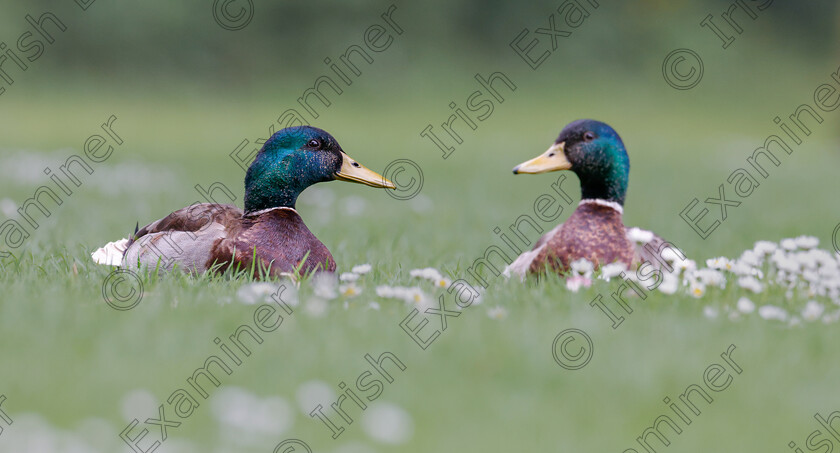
[{"left": 1, "top": 55, "right": 840, "bottom": 453}]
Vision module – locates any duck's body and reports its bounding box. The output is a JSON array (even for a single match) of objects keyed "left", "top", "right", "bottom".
[
  {"left": 93, "top": 126, "right": 394, "bottom": 278},
  {"left": 122, "top": 204, "right": 335, "bottom": 276},
  {"left": 505, "top": 119, "right": 677, "bottom": 279}
]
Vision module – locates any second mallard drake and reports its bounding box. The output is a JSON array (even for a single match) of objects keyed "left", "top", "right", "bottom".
[
  {"left": 92, "top": 126, "right": 394, "bottom": 277},
  {"left": 505, "top": 119, "right": 677, "bottom": 278}
]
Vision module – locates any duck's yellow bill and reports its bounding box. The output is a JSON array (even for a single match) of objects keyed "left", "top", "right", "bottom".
[
  {"left": 335, "top": 151, "right": 396, "bottom": 189},
  {"left": 512, "top": 142, "right": 572, "bottom": 174}
]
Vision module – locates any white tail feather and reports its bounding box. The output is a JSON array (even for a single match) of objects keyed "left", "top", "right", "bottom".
[{"left": 91, "top": 238, "right": 129, "bottom": 266}]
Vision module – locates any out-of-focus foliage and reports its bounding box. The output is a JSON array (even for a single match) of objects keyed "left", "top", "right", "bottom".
[{"left": 0, "top": 0, "right": 835, "bottom": 83}]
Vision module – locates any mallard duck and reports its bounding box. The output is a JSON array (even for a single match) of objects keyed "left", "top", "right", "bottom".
[
  {"left": 504, "top": 119, "right": 678, "bottom": 278},
  {"left": 91, "top": 126, "right": 394, "bottom": 277}
]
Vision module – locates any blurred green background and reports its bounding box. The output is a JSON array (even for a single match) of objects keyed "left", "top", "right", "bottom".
[{"left": 1, "top": 1, "right": 839, "bottom": 452}]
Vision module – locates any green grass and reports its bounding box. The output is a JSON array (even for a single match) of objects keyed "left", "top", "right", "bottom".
[{"left": 1, "top": 63, "right": 840, "bottom": 452}]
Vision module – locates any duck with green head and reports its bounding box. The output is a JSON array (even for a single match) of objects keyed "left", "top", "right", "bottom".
[
  {"left": 504, "top": 119, "right": 677, "bottom": 278},
  {"left": 92, "top": 126, "right": 395, "bottom": 277}
]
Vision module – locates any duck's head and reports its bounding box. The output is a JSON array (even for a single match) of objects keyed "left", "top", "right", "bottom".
[
  {"left": 512, "top": 119, "right": 630, "bottom": 205},
  {"left": 244, "top": 126, "right": 394, "bottom": 213}
]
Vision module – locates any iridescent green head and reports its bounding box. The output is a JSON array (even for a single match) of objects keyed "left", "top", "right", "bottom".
[
  {"left": 512, "top": 119, "right": 630, "bottom": 205},
  {"left": 244, "top": 126, "right": 394, "bottom": 213}
]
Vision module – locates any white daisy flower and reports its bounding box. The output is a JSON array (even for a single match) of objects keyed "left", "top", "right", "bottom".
[
  {"left": 739, "top": 249, "right": 763, "bottom": 267},
  {"left": 706, "top": 257, "right": 733, "bottom": 271},
  {"left": 780, "top": 238, "right": 798, "bottom": 250},
  {"left": 340, "top": 272, "right": 360, "bottom": 282},
  {"left": 794, "top": 235, "right": 820, "bottom": 249},
  {"left": 758, "top": 305, "right": 788, "bottom": 321},
  {"left": 339, "top": 283, "right": 362, "bottom": 298},
  {"left": 753, "top": 240, "right": 777, "bottom": 255},
  {"left": 703, "top": 306, "right": 718, "bottom": 319},
  {"left": 487, "top": 306, "right": 508, "bottom": 320},
  {"left": 737, "top": 276, "right": 764, "bottom": 293},
  {"left": 352, "top": 264, "right": 372, "bottom": 274},
  {"left": 368, "top": 301, "right": 380, "bottom": 310},
  {"left": 565, "top": 275, "right": 592, "bottom": 292},
  {"left": 627, "top": 227, "right": 654, "bottom": 244},
  {"left": 673, "top": 258, "right": 697, "bottom": 274},
  {"left": 236, "top": 282, "right": 280, "bottom": 305},
  {"left": 0, "top": 198, "right": 17, "bottom": 218},
  {"left": 695, "top": 268, "right": 726, "bottom": 287},
  {"left": 434, "top": 277, "right": 452, "bottom": 288},
  {"left": 312, "top": 273, "right": 338, "bottom": 299},
  {"left": 736, "top": 297, "right": 755, "bottom": 314},
  {"left": 570, "top": 258, "right": 594, "bottom": 278},
  {"left": 599, "top": 262, "right": 627, "bottom": 280},
  {"left": 802, "top": 300, "right": 824, "bottom": 321},
  {"left": 409, "top": 267, "right": 443, "bottom": 282},
  {"left": 658, "top": 274, "right": 679, "bottom": 294},
  {"left": 689, "top": 281, "right": 706, "bottom": 298},
  {"left": 361, "top": 402, "right": 413, "bottom": 445}
]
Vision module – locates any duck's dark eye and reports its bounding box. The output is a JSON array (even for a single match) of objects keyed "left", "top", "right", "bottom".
[
  {"left": 583, "top": 132, "right": 595, "bottom": 141},
  {"left": 308, "top": 139, "right": 321, "bottom": 148}
]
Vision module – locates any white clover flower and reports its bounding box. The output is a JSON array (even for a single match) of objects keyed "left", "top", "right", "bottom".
[
  {"left": 736, "top": 297, "right": 755, "bottom": 314},
  {"left": 758, "top": 305, "right": 788, "bottom": 321},
  {"left": 780, "top": 238, "right": 798, "bottom": 250},
  {"left": 339, "top": 272, "right": 360, "bottom": 282},
  {"left": 802, "top": 300, "right": 824, "bottom": 321},
  {"left": 570, "top": 258, "right": 594, "bottom": 278},
  {"left": 754, "top": 240, "right": 777, "bottom": 255},
  {"left": 794, "top": 236, "right": 820, "bottom": 249},
  {"left": 627, "top": 227, "right": 654, "bottom": 244},
  {"left": 599, "top": 262, "right": 627, "bottom": 281},
  {"left": 487, "top": 306, "right": 508, "bottom": 320},
  {"left": 339, "top": 283, "right": 362, "bottom": 298},
  {"left": 737, "top": 276, "right": 764, "bottom": 293},
  {"left": 352, "top": 264, "right": 372, "bottom": 274},
  {"left": 703, "top": 306, "right": 718, "bottom": 319}
]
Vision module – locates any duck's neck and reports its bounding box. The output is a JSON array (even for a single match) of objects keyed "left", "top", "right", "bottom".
[
  {"left": 579, "top": 198, "right": 624, "bottom": 215},
  {"left": 244, "top": 187, "right": 299, "bottom": 213}
]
